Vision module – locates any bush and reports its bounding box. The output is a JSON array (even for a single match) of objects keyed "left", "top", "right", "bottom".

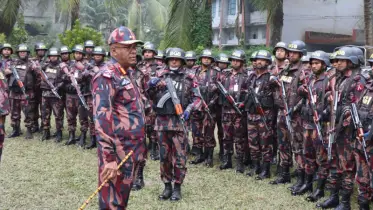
[
  {"left": 0, "top": 34, "right": 6, "bottom": 44},
  {"left": 7, "top": 15, "right": 29, "bottom": 46},
  {"left": 58, "top": 20, "right": 104, "bottom": 49}
]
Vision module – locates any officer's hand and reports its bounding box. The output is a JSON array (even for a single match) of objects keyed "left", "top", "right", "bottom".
[
  {"left": 156, "top": 80, "right": 166, "bottom": 88},
  {"left": 149, "top": 77, "right": 161, "bottom": 87},
  {"left": 4, "top": 68, "right": 12, "bottom": 75},
  {"left": 183, "top": 111, "right": 190, "bottom": 120},
  {"left": 74, "top": 61, "right": 85, "bottom": 71},
  {"left": 101, "top": 161, "right": 120, "bottom": 181}
]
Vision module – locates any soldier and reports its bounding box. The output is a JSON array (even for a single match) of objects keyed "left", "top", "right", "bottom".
[
  {"left": 154, "top": 50, "right": 165, "bottom": 66},
  {"left": 35, "top": 48, "right": 65, "bottom": 142},
  {"left": 269, "top": 40, "right": 308, "bottom": 188},
  {"left": 84, "top": 40, "right": 95, "bottom": 63},
  {"left": 218, "top": 49, "right": 249, "bottom": 173},
  {"left": 245, "top": 50, "right": 275, "bottom": 180},
  {"left": 91, "top": 46, "right": 107, "bottom": 73},
  {"left": 92, "top": 26, "right": 146, "bottom": 209},
  {"left": 185, "top": 51, "right": 198, "bottom": 74},
  {"left": 60, "top": 46, "right": 72, "bottom": 65},
  {"left": 0, "top": 43, "right": 12, "bottom": 162},
  {"left": 301, "top": 55, "right": 311, "bottom": 70},
  {"left": 189, "top": 49, "right": 220, "bottom": 167},
  {"left": 147, "top": 48, "right": 201, "bottom": 201},
  {"left": 8, "top": 44, "right": 38, "bottom": 139},
  {"left": 292, "top": 51, "right": 331, "bottom": 199}
]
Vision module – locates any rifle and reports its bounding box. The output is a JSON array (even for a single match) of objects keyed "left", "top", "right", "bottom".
[
  {"left": 327, "top": 90, "right": 338, "bottom": 161},
  {"left": 279, "top": 79, "right": 294, "bottom": 138},
  {"left": 216, "top": 81, "right": 242, "bottom": 115},
  {"left": 32, "top": 61, "right": 62, "bottom": 99},
  {"left": 165, "top": 77, "right": 188, "bottom": 136},
  {"left": 11, "top": 66, "right": 27, "bottom": 98},
  {"left": 195, "top": 86, "right": 213, "bottom": 120},
  {"left": 307, "top": 85, "right": 323, "bottom": 142},
  {"left": 351, "top": 103, "right": 370, "bottom": 164},
  {"left": 248, "top": 86, "right": 269, "bottom": 131}
]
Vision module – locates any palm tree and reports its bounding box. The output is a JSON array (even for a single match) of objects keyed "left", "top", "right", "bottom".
[
  {"left": 0, "top": 0, "right": 28, "bottom": 36},
  {"left": 251, "top": 0, "right": 283, "bottom": 46},
  {"left": 364, "top": 0, "right": 373, "bottom": 55}
]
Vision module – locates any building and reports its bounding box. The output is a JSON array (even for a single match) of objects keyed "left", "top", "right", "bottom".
[{"left": 212, "top": 0, "right": 365, "bottom": 51}]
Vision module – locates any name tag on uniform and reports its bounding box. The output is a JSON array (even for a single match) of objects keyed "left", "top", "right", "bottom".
[
  {"left": 16, "top": 65, "right": 26, "bottom": 70},
  {"left": 234, "top": 84, "right": 239, "bottom": 92},
  {"left": 74, "top": 71, "right": 79, "bottom": 78},
  {"left": 362, "top": 96, "right": 372, "bottom": 105},
  {"left": 46, "top": 68, "right": 57, "bottom": 74},
  {"left": 280, "top": 75, "right": 293, "bottom": 83}
]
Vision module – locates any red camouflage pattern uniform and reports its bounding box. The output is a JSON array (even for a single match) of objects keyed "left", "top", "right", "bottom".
[{"left": 0, "top": 58, "right": 11, "bottom": 162}]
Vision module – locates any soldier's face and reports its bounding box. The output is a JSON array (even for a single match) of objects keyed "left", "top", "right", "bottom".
[
  {"left": 288, "top": 51, "right": 301, "bottom": 63},
  {"left": 218, "top": 63, "right": 228, "bottom": 70},
  {"left": 186, "top": 60, "right": 195, "bottom": 68},
  {"left": 168, "top": 58, "right": 182, "bottom": 69},
  {"left": 255, "top": 59, "right": 269, "bottom": 69},
  {"left": 37, "top": 50, "right": 46, "bottom": 57},
  {"left": 18, "top": 51, "right": 28, "bottom": 59},
  {"left": 74, "top": 52, "right": 83, "bottom": 60},
  {"left": 231, "top": 59, "right": 243, "bottom": 70},
  {"left": 85, "top": 47, "right": 94, "bottom": 53},
  {"left": 201, "top": 57, "right": 212, "bottom": 66},
  {"left": 311, "top": 60, "right": 323, "bottom": 74},
  {"left": 302, "top": 61, "right": 310, "bottom": 69},
  {"left": 1, "top": 48, "right": 11, "bottom": 57},
  {"left": 94, "top": 55, "right": 104, "bottom": 63},
  {"left": 49, "top": 56, "right": 58, "bottom": 62},
  {"left": 276, "top": 48, "right": 287, "bottom": 60},
  {"left": 337, "top": 59, "right": 348, "bottom": 71},
  {"left": 110, "top": 43, "right": 138, "bottom": 67},
  {"left": 331, "top": 60, "right": 338, "bottom": 68},
  {"left": 155, "top": 59, "right": 164, "bottom": 66},
  {"left": 61, "top": 53, "right": 70, "bottom": 61},
  {"left": 143, "top": 50, "right": 154, "bottom": 59}
]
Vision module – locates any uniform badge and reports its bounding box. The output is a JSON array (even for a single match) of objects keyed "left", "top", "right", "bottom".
[
  {"left": 356, "top": 83, "right": 364, "bottom": 92},
  {"left": 362, "top": 96, "right": 372, "bottom": 105}
]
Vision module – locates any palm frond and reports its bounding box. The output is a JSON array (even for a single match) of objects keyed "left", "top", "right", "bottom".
[{"left": 1, "top": 0, "right": 22, "bottom": 25}]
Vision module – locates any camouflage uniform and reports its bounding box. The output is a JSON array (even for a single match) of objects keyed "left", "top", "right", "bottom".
[{"left": 0, "top": 54, "right": 11, "bottom": 162}]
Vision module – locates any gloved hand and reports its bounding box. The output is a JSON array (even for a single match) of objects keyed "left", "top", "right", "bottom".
[
  {"left": 363, "top": 132, "right": 370, "bottom": 139},
  {"left": 183, "top": 111, "right": 190, "bottom": 121},
  {"left": 149, "top": 77, "right": 161, "bottom": 87}
]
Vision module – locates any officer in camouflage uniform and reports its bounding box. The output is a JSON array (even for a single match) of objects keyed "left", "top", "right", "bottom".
[
  {"left": 83, "top": 40, "right": 95, "bottom": 63},
  {"left": 270, "top": 40, "right": 309, "bottom": 187},
  {"left": 92, "top": 26, "right": 146, "bottom": 210},
  {"left": 147, "top": 48, "right": 201, "bottom": 201},
  {"left": 245, "top": 50, "right": 275, "bottom": 180},
  {"left": 0, "top": 43, "right": 12, "bottom": 162},
  {"left": 154, "top": 50, "right": 165, "bottom": 67},
  {"left": 189, "top": 49, "right": 220, "bottom": 167},
  {"left": 293, "top": 51, "right": 331, "bottom": 199},
  {"left": 218, "top": 49, "right": 249, "bottom": 173},
  {"left": 185, "top": 51, "right": 198, "bottom": 74},
  {"left": 8, "top": 44, "right": 38, "bottom": 139},
  {"left": 301, "top": 55, "right": 311, "bottom": 70},
  {"left": 60, "top": 46, "right": 72, "bottom": 65},
  {"left": 36, "top": 48, "right": 65, "bottom": 142}
]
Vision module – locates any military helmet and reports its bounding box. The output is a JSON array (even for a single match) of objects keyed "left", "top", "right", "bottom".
[
  {"left": 310, "top": 50, "right": 330, "bottom": 66},
  {"left": 60, "top": 46, "right": 71, "bottom": 54},
  {"left": 334, "top": 46, "right": 359, "bottom": 65},
  {"left": 34, "top": 42, "right": 48, "bottom": 51},
  {"left": 329, "top": 52, "right": 337, "bottom": 62},
  {"left": 142, "top": 42, "right": 156, "bottom": 55},
  {"left": 350, "top": 46, "right": 364, "bottom": 65},
  {"left": 216, "top": 53, "right": 230, "bottom": 64},
  {"left": 92, "top": 46, "right": 106, "bottom": 56},
  {"left": 229, "top": 49, "right": 246, "bottom": 62},
  {"left": 253, "top": 50, "right": 272, "bottom": 64},
  {"left": 249, "top": 51, "right": 258, "bottom": 61},
  {"left": 301, "top": 55, "right": 310, "bottom": 62},
  {"left": 72, "top": 44, "right": 85, "bottom": 54},
  {"left": 48, "top": 47, "right": 60, "bottom": 56},
  {"left": 199, "top": 49, "right": 215, "bottom": 61},
  {"left": 185, "top": 51, "right": 197, "bottom": 60},
  {"left": 165, "top": 48, "right": 185, "bottom": 63},
  {"left": 16, "top": 44, "right": 30, "bottom": 53},
  {"left": 107, "top": 26, "right": 143, "bottom": 45},
  {"left": 84, "top": 40, "right": 95, "bottom": 48},
  {"left": 154, "top": 50, "right": 165, "bottom": 60},
  {"left": 0, "top": 43, "right": 13, "bottom": 54},
  {"left": 273, "top": 41, "right": 287, "bottom": 55},
  {"left": 287, "top": 40, "right": 306, "bottom": 55}
]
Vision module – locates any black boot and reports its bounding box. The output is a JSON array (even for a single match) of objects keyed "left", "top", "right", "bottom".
[
  {"left": 316, "top": 188, "right": 339, "bottom": 209},
  {"left": 41, "top": 129, "right": 50, "bottom": 141},
  {"left": 335, "top": 190, "right": 351, "bottom": 210},
  {"left": 246, "top": 160, "right": 260, "bottom": 176},
  {"left": 65, "top": 131, "right": 76, "bottom": 145},
  {"left": 204, "top": 147, "right": 214, "bottom": 167},
  {"left": 7, "top": 125, "right": 21, "bottom": 138},
  {"left": 25, "top": 127, "right": 33, "bottom": 139},
  {"left": 358, "top": 196, "right": 370, "bottom": 210},
  {"left": 256, "top": 162, "right": 271, "bottom": 180},
  {"left": 132, "top": 163, "right": 145, "bottom": 191},
  {"left": 151, "top": 142, "right": 160, "bottom": 160},
  {"left": 219, "top": 147, "right": 224, "bottom": 162},
  {"left": 288, "top": 169, "right": 305, "bottom": 192},
  {"left": 55, "top": 130, "right": 63, "bottom": 143},
  {"left": 78, "top": 131, "right": 87, "bottom": 148},
  {"left": 219, "top": 151, "right": 232, "bottom": 170},
  {"left": 170, "top": 183, "right": 182, "bottom": 201},
  {"left": 190, "top": 148, "right": 205, "bottom": 164},
  {"left": 31, "top": 121, "right": 40, "bottom": 133},
  {"left": 269, "top": 166, "right": 291, "bottom": 184},
  {"left": 159, "top": 183, "right": 173, "bottom": 200},
  {"left": 306, "top": 178, "right": 326, "bottom": 202},
  {"left": 292, "top": 173, "right": 313, "bottom": 196},
  {"left": 236, "top": 154, "right": 245, "bottom": 173},
  {"left": 85, "top": 135, "right": 97, "bottom": 149},
  {"left": 191, "top": 146, "right": 198, "bottom": 156},
  {"left": 243, "top": 151, "right": 252, "bottom": 166}
]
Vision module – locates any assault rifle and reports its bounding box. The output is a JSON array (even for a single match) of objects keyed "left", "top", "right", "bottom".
[{"left": 217, "top": 81, "right": 242, "bottom": 115}]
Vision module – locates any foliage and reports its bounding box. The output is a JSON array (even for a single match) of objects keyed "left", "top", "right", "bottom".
[
  {"left": 190, "top": 4, "right": 212, "bottom": 49},
  {"left": 0, "top": 33, "right": 6, "bottom": 43},
  {"left": 7, "top": 14, "right": 29, "bottom": 46},
  {"left": 58, "top": 19, "right": 104, "bottom": 49},
  {"left": 25, "top": 21, "right": 52, "bottom": 36}
]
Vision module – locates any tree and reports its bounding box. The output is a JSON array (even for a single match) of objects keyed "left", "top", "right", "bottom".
[
  {"left": 252, "top": 0, "right": 283, "bottom": 47},
  {"left": 364, "top": 0, "right": 373, "bottom": 55},
  {"left": 0, "top": 0, "right": 25, "bottom": 36}
]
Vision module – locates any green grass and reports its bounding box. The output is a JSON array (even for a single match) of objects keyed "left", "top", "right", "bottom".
[{"left": 0, "top": 124, "right": 361, "bottom": 210}]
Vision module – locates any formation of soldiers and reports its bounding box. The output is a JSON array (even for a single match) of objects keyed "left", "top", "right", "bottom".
[{"left": 2, "top": 28, "right": 373, "bottom": 209}]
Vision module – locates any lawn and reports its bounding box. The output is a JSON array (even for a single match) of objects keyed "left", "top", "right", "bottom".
[{"left": 0, "top": 125, "right": 360, "bottom": 210}]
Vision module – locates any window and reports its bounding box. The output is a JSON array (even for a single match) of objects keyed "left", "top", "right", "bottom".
[
  {"left": 229, "top": 30, "right": 235, "bottom": 40},
  {"left": 228, "top": 0, "right": 236, "bottom": 15},
  {"left": 212, "top": 0, "right": 217, "bottom": 18}
]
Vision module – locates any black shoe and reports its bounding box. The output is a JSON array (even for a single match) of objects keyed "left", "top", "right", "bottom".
[
  {"left": 190, "top": 148, "right": 205, "bottom": 164},
  {"left": 7, "top": 126, "right": 21, "bottom": 138},
  {"left": 306, "top": 178, "right": 326, "bottom": 202},
  {"left": 132, "top": 163, "right": 145, "bottom": 191},
  {"left": 41, "top": 129, "right": 51, "bottom": 141},
  {"left": 292, "top": 173, "right": 313, "bottom": 196},
  {"left": 77, "top": 131, "right": 87, "bottom": 148},
  {"left": 358, "top": 196, "right": 370, "bottom": 210},
  {"left": 269, "top": 166, "right": 291, "bottom": 185},
  {"left": 25, "top": 127, "right": 33, "bottom": 139},
  {"left": 219, "top": 151, "right": 232, "bottom": 170},
  {"left": 204, "top": 147, "right": 214, "bottom": 168},
  {"left": 256, "top": 162, "right": 271, "bottom": 180},
  {"left": 219, "top": 148, "right": 224, "bottom": 162},
  {"left": 235, "top": 154, "right": 245, "bottom": 173},
  {"left": 334, "top": 190, "right": 351, "bottom": 210},
  {"left": 55, "top": 130, "right": 63, "bottom": 143},
  {"left": 170, "top": 183, "right": 182, "bottom": 201},
  {"left": 150, "top": 142, "right": 160, "bottom": 160},
  {"left": 316, "top": 188, "right": 339, "bottom": 209},
  {"left": 65, "top": 131, "right": 76, "bottom": 145},
  {"left": 288, "top": 169, "right": 305, "bottom": 192},
  {"left": 85, "top": 135, "right": 97, "bottom": 149},
  {"left": 190, "top": 146, "right": 198, "bottom": 156},
  {"left": 246, "top": 160, "right": 260, "bottom": 176},
  {"left": 159, "top": 183, "right": 173, "bottom": 200},
  {"left": 243, "top": 151, "right": 252, "bottom": 166}
]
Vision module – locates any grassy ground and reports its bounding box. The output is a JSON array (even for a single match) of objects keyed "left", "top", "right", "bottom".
[{"left": 0, "top": 124, "right": 361, "bottom": 210}]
